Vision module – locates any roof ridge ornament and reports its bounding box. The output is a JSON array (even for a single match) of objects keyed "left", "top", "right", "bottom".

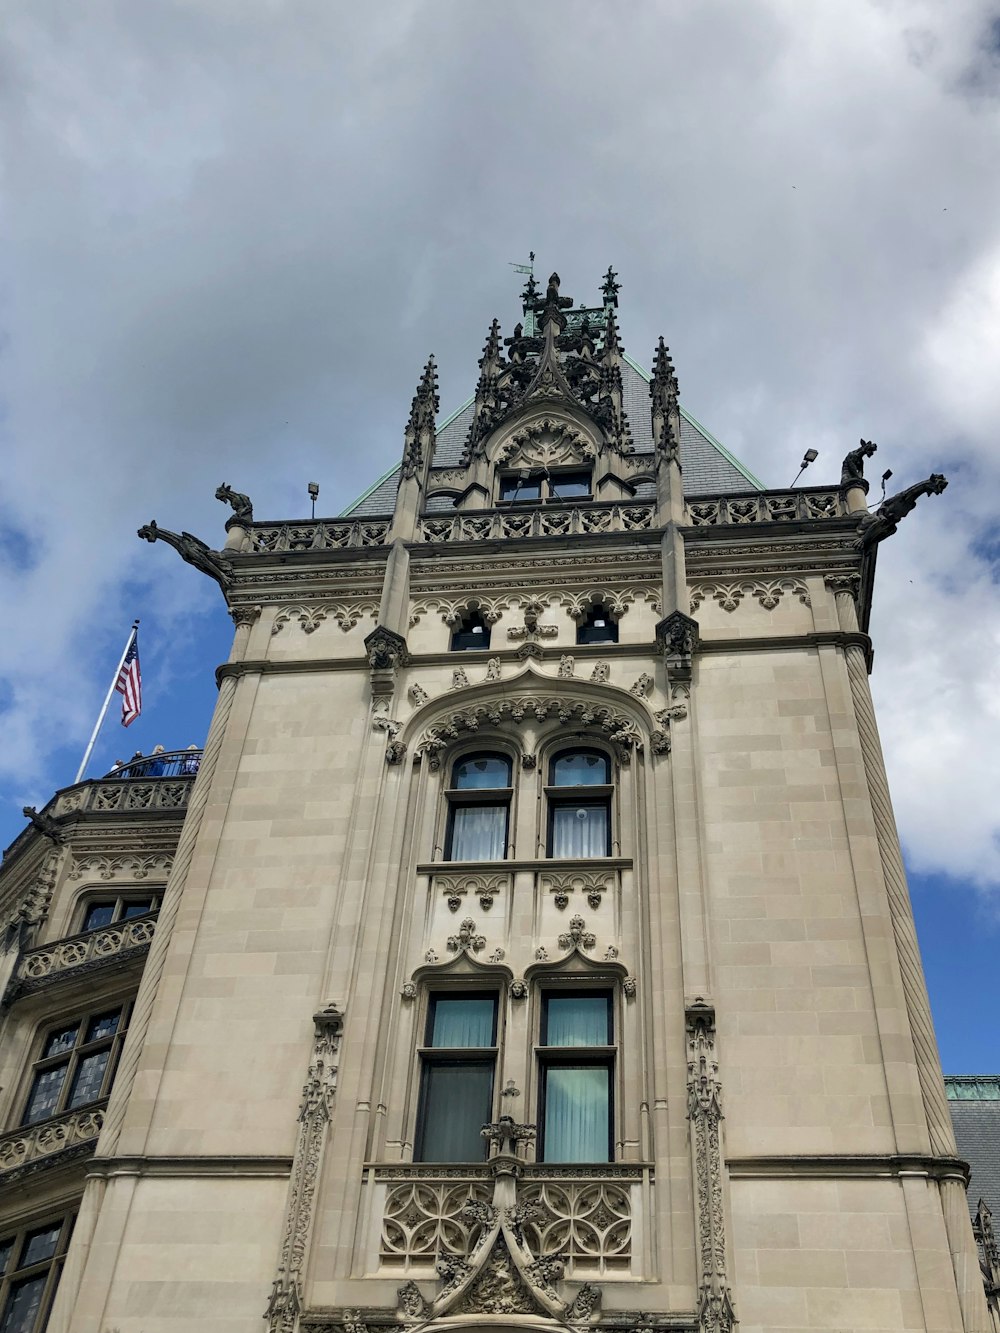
[
  {"left": 601, "top": 264, "right": 621, "bottom": 308},
  {"left": 650, "top": 336, "right": 681, "bottom": 464}
]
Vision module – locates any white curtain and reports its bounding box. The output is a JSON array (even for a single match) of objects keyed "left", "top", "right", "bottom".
[
  {"left": 551, "top": 803, "right": 608, "bottom": 858},
  {"left": 543, "top": 1066, "right": 610, "bottom": 1162},
  {"left": 450, "top": 804, "right": 506, "bottom": 860}
]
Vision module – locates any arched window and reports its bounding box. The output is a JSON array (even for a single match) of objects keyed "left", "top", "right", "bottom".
[
  {"left": 446, "top": 753, "right": 512, "bottom": 861},
  {"left": 547, "top": 750, "right": 612, "bottom": 858},
  {"left": 576, "top": 604, "right": 618, "bottom": 645},
  {"left": 451, "top": 609, "right": 491, "bottom": 652}
]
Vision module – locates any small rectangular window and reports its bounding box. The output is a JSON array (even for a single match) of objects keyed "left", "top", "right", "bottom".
[
  {"left": 416, "top": 994, "right": 498, "bottom": 1163},
  {"left": 81, "top": 895, "right": 159, "bottom": 934},
  {"left": 20, "top": 1005, "right": 131, "bottom": 1128},
  {"left": 539, "top": 992, "right": 613, "bottom": 1163},
  {"left": 499, "top": 474, "right": 542, "bottom": 502},
  {"left": 548, "top": 470, "right": 591, "bottom": 500}
]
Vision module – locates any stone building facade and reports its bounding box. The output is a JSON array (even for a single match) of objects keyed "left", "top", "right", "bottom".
[{"left": 0, "top": 267, "right": 985, "bottom": 1332}]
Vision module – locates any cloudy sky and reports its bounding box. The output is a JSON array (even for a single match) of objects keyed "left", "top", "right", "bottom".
[{"left": 1, "top": 1, "right": 998, "bottom": 1065}]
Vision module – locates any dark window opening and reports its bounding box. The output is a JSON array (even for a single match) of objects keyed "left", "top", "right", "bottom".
[
  {"left": 576, "top": 604, "right": 618, "bottom": 645},
  {"left": 548, "top": 470, "right": 591, "bottom": 500},
  {"left": 0, "top": 1215, "right": 74, "bottom": 1333},
  {"left": 21, "top": 1005, "right": 132, "bottom": 1128},
  {"left": 80, "top": 894, "right": 159, "bottom": 933},
  {"left": 451, "top": 609, "right": 492, "bottom": 652}
]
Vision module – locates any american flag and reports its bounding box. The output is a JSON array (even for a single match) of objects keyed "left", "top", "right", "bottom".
[{"left": 115, "top": 633, "right": 142, "bottom": 727}]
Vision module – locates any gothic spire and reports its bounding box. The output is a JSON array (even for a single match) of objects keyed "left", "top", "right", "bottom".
[
  {"left": 594, "top": 306, "right": 632, "bottom": 452},
  {"left": 650, "top": 336, "right": 680, "bottom": 462},
  {"left": 401, "top": 356, "right": 439, "bottom": 481},
  {"left": 465, "top": 319, "right": 506, "bottom": 455}
]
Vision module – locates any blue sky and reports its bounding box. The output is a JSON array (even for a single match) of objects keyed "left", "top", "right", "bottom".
[{"left": 1, "top": 0, "right": 998, "bottom": 1073}]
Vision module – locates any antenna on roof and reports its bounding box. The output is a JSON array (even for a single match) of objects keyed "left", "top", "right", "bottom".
[{"left": 509, "top": 250, "right": 535, "bottom": 277}]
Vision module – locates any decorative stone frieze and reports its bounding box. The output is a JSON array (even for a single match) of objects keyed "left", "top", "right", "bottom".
[
  {"left": 6, "top": 912, "right": 156, "bottom": 1002},
  {"left": 272, "top": 600, "right": 380, "bottom": 635},
  {"left": 68, "top": 851, "right": 173, "bottom": 882},
  {"left": 688, "top": 578, "right": 810, "bottom": 614},
  {"left": 433, "top": 871, "right": 510, "bottom": 913},
  {"left": 265, "top": 1004, "right": 344, "bottom": 1333},
  {"left": 0, "top": 1100, "right": 107, "bottom": 1183},
  {"left": 252, "top": 520, "right": 389, "bottom": 552},
  {"left": 685, "top": 489, "right": 844, "bottom": 525},
  {"left": 539, "top": 868, "right": 614, "bottom": 911}
]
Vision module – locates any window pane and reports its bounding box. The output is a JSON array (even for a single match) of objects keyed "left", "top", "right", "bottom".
[
  {"left": 121, "top": 900, "right": 154, "bottom": 920},
  {"left": 452, "top": 756, "right": 511, "bottom": 789},
  {"left": 500, "top": 475, "right": 541, "bottom": 501},
  {"left": 544, "top": 996, "right": 611, "bottom": 1047},
  {"left": 451, "top": 623, "right": 490, "bottom": 651},
  {"left": 449, "top": 805, "right": 507, "bottom": 861},
  {"left": 551, "top": 803, "right": 609, "bottom": 858},
  {"left": 551, "top": 752, "right": 610, "bottom": 786},
  {"left": 19, "top": 1225, "right": 60, "bottom": 1268},
  {"left": 82, "top": 902, "right": 116, "bottom": 932},
  {"left": 67, "top": 1050, "right": 111, "bottom": 1109},
  {"left": 0, "top": 1241, "right": 13, "bottom": 1276},
  {"left": 549, "top": 471, "right": 591, "bottom": 499},
  {"left": 84, "top": 1011, "right": 121, "bottom": 1044},
  {"left": 418, "top": 1062, "right": 493, "bottom": 1162},
  {"left": 42, "top": 1027, "right": 78, "bottom": 1060},
  {"left": 543, "top": 1066, "right": 610, "bottom": 1162},
  {"left": 23, "top": 1066, "right": 68, "bottom": 1125},
  {"left": 0, "top": 1274, "right": 46, "bottom": 1333},
  {"left": 429, "top": 997, "right": 496, "bottom": 1048}
]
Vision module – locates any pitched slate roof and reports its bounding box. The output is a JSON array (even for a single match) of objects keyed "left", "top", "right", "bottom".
[
  {"left": 946, "top": 1076, "right": 1000, "bottom": 1216},
  {"left": 343, "top": 350, "right": 763, "bottom": 518}
]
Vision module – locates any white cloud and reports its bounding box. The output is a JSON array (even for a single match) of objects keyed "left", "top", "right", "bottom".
[{"left": 1, "top": 0, "right": 998, "bottom": 886}]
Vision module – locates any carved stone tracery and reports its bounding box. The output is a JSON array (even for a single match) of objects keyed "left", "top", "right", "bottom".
[{"left": 686, "top": 1001, "right": 735, "bottom": 1333}]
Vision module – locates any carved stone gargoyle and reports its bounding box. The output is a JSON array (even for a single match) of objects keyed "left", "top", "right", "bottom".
[
  {"left": 20, "top": 806, "right": 63, "bottom": 845},
  {"left": 137, "top": 522, "right": 232, "bottom": 591},
  {"left": 858, "top": 473, "right": 948, "bottom": 549},
  {"left": 215, "top": 483, "right": 253, "bottom": 528}
]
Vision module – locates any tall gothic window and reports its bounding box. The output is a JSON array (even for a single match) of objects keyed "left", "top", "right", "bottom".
[
  {"left": 0, "top": 1215, "right": 74, "bottom": 1333},
  {"left": 415, "top": 993, "right": 498, "bottom": 1162},
  {"left": 576, "top": 604, "right": 618, "bottom": 645},
  {"left": 20, "top": 1004, "right": 132, "bottom": 1127},
  {"left": 446, "top": 754, "right": 512, "bottom": 861},
  {"left": 547, "top": 750, "right": 611, "bottom": 858},
  {"left": 450, "top": 609, "right": 491, "bottom": 652},
  {"left": 538, "top": 991, "right": 614, "bottom": 1162}
]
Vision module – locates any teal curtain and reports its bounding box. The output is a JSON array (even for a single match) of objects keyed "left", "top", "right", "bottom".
[
  {"left": 430, "top": 997, "right": 495, "bottom": 1047},
  {"left": 418, "top": 1063, "right": 493, "bottom": 1162},
  {"left": 543, "top": 1066, "right": 610, "bottom": 1162},
  {"left": 545, "top": 995, "right": 610, "bottom": 1046}
]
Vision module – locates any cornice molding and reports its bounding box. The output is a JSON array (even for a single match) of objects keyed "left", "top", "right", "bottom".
[
  {"left": 725, "top": 1153, "right": 970, "bottom": 1183},
  {"left": 88, "top": 1154, "right": 293, "bottom": 1179}
]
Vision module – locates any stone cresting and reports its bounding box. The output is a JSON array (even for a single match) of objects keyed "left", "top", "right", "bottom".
[
  {"left": 266, "top": 1004, "right": 345, "bottom": 1333},
  {"left": 7, "top": 912, "right": 156, "bottom": 1000},
  {"left": 686, "top": 1001, "right": 736, "bottom": 1333}
]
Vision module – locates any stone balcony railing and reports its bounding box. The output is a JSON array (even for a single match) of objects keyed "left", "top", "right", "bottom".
[
  {"left": 52, "top": 775, "right": 196, "bottom": 820},
  {"left": 5, "top": 913, "right": 157, "bottom": 1004},
  {"left": 242, "top": 489, "right": 848, "bottom": 555},
  {"left": 0, "top": 1099, "right": 107, "bottom": 1185},
  {"left": 369, "top": 1162, "right": 646, "bottom": 1278}
]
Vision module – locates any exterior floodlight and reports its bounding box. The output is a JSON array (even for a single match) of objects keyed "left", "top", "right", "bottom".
[
  {"left": 790, "top": 449, "right": 820, "bottom": 487},
  {"left": 308, "top": 482, "right": 319, "bottom": 519}
]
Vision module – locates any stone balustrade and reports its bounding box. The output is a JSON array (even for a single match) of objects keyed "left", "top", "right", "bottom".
[
  {"left": 371, "top": 1163, "right": 645, "bottom": 1277},
  {"left": 685, "top": 488, "right": 846, "bottom": 525},
  {"left": 0, "top": 1099, "right": 107, "bottom": 1182},
  {"left": 53, "top": 777, "right": 194, "bottom": 820},
  {"left": 5, "top": 914, "right": 158, "bottom": 1006}
]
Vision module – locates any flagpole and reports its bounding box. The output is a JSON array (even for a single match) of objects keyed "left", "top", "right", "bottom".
[{"left": 74, "top": 620, "right": 139, "bottom": 785}]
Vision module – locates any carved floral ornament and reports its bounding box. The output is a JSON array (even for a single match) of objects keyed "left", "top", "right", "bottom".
[
  {"left": 271, "top": 599, "right": 380, "bottom": 635},
  {"left": 491, "top": 416, "right": 599, "bottom": 470},
  {"left": 408, "top": 587, "right": 659, "bottom": 629},
  {"left": 688, "top": 578, "right": 810, "bottom": 614}
]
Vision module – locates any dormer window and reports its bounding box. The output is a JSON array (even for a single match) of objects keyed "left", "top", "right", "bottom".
[
  {"left": 576, "top": 604, "right": 618, "bottom": 645},
  {"left": 498, "top": 469, "right": 591, "bottom": 505},
  {"left": 450, "top": 609, "right": 492, "bottom": 652}
]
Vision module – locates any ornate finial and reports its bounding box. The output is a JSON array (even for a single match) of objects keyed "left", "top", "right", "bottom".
[
  {"left": 651, "top": 336, "right": 680, "bottom": 462},
  {"left": 137, "top": 522, "right": 232, "bottom": 590},
  {"left": 841, "top": 439, "right": 878, "bottom": 492},
  {"left": 858, "top": 473, "right": 948, "bottom": 549},
  {"left": 602, "top": 304, "right": 622, "bottom": 357},
  {"left": 214, "top": 483, "right": 253, "bottom": 526},
  {"left": 401, "top": 356, "right": 439, "bottom": 480},
  {"left": 535, "top": 272, "right": 574, "bottom": 333},
  {"left": 521, "top": 271, "right": 539, "bottom": 313},
  {"left": 601, "top": 265, "right": 621, "bottom": 308}
]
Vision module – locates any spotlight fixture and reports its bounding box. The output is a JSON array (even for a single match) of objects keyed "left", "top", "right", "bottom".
[
  {"left": 307, "top": 482, "right": 319, "bottom": 519},
  {"left": 790, "top": 448, "right": 819, "bottom": 487}
]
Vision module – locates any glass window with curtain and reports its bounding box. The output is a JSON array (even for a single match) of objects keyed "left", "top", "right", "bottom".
[
  {"left": 547, "top": 750, "right": 611, "bottom": 858},
  {"left": 416, "top": 994, "right": 498, "bottom": 1162},
  {"left": 446, "top": 754, "right": 512, "bottom": 862},
  {"left": 20, "top": 1004, "right": 131, "bottom": 1128},
  {"left": 539, "top": 992, "right": 613, "bottom": 1163},
  {"left": 0, "top": 1214, "right": 74, "bottom": 1333}
]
